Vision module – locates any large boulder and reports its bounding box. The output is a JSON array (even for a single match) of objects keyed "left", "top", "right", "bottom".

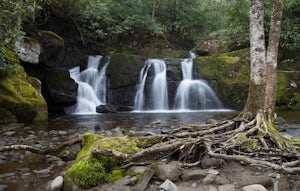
[
  {"left": 36, "top": 30, "right": 65, "bottom": 68},
  {"left": 0, "top": 49, "right": 48, "bottom": 123},
  {"left": 14, "top": 37, "right": 41, "bottom": 64},
  {"left": 106, "top": 53, "right": 145, "bottom": 108},
  {"left": 44, "top": 68, "right": 78, "bottom": 113}
]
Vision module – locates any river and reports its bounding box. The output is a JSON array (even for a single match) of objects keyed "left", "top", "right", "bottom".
[{"left": 0, "top": 110, "right": 299, "bottom": 190}]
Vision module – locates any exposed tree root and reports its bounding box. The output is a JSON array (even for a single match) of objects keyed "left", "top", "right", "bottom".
[
  {"left": 92, "top": 112, "right": 300, "bottom": 173},
  {"left": 0, "top": 135, "right": 82, "bottom": 154}
]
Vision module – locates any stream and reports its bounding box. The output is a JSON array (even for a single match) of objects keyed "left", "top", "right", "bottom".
[{"left": 0, "top": 110, "right": 299, "bottom": 191}]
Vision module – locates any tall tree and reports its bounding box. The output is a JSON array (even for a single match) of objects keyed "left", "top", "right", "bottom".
[
  {"left": 242, "top": 0, "right": 266, "bottom": 120},
  {"left": 242, "top": 0, "right": 283, "bottom": 123},
  {"left": 265, "top": 0, "right": 283, "bottom": 122}
]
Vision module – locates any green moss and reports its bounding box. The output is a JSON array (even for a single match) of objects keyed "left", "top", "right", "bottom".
[
  {"left": 0, "top": 48, "right": 48, "bottom": 123},
  {"left": 37, "top": 30, "right": 64, "bottom": 47},
  {"left": 106, "top": 169, "right": 124, "bottom": 183},
  {"left": 241, "top": 139, "right": 259, "bottom": 150},
  {"left": 65, "top": 158, "right": 106, "bottom": 188},
  {"left": 194, "top": 49, "right": 250, "bottom": 110},
  {"left": 97, "top": 137, "right": 141, "bottom": 154},
  {"left": 65, "top": 134, "right": 161, "bottom": 188}
]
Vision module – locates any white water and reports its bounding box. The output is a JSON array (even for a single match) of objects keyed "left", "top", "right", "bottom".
[
  {"left": 174, "top": 54, "right": 223, "bottom": 110},
  {"left": 134, "top": 52, "right": 223, "bottom": 111},
  {"left": 65, "top": 55, "right": 109, "bottom": 114},
  {"left": 134, "top": 59, "right": 169, "bottom": 110}
]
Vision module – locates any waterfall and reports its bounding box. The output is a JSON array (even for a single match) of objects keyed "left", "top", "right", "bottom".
[
  {"left": 134, "top": 52, "right": 223, "bottom": 111},
  {"left": 174, "top": 55, "right": 223, "bottom": 110},
  {"left": 65, "top": 55, "right": 109, "bottom": 114},
  {"left": 134, "top": 59, "right": 169, "bottom": 111}
]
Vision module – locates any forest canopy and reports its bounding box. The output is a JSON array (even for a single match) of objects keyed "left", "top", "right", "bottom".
[{"left": 0, "top": 0, "right": 299, "bottom": 49}]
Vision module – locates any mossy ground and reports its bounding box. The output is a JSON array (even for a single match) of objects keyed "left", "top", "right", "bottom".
[{"left": 65, "top": 133, "right": 160, "bottom": 189}]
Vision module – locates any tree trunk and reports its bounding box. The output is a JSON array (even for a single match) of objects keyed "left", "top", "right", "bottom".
[
  {"left": 265, "top": 0, "right": 283, "bottom": 123},
  {"left": 242, "top": 0, "right": 266, "bottom": 120}
]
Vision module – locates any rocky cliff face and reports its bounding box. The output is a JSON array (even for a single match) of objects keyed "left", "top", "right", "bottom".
[{"left": 0, "top": 48, "right": 47, "bottom": 123}]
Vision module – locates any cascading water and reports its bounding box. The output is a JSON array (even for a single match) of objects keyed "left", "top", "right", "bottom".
[
  {"left": 174, "top": 53, "right": 223, "bottom": 110},
  {"left": 134, "top": 59, "right": 169, "bottom": 111},
  {"left": 65, "top": 55, "right": 109, "bottom": 114},
  {"left": 134, "top": 52, "right": 223, "bottom": 111}
]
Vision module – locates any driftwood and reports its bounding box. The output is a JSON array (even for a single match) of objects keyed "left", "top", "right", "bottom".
[
  {"left": 0, "top": 135, "right": 82, "bottom": 154},
  {"left": 92, "top": 112, "right": 300, "bottom": 173}
]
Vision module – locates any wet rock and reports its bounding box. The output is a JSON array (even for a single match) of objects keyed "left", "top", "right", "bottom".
[
  {"left": 96, "top": 104, "right": 117, "bottom": 113},
  {"left": 58, "top": 148, "right": 79, "bottom": 161},
  {"left": 0, "top": 185, "right": 8, "bottom": 191},
  {"left": 218, "top": 184, "right": 235, "bottom": 191},
  {"left": 3, "top": 131, "right": 16, "bottom": 136},
  {"left": 159, "top": 179, "right": 178, "bottom": 191},
  {"left": 18, "top": 168, "right": 30, "bottom": 174},
  {"left": 0, "top": 172, "right": 16, "bottom": 180},
  {"left": 0, "top": 155, "right": 7, "bottom": 165},
  {"left": 151, "top": 120, "right": 162, "bottom": 125},
  {"left": 33, "top": 168, "right": 51, "bottom": 177},
  {"left": 153, "top": 161, "right": 183, "bottom": 181},
  {"left": 50, "top": 176, "right": 64, "bottom": 191},
  {"left": 242, "top": 184, "right": 268, "bottom": 191}
]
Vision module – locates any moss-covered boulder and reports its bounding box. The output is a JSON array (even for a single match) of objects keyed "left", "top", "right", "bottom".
[
  {"left": 64, "top": 133, "right": 159, "bottom": 189},
  {"left": 106, "top": 53, "right": 145, "bottom": 108},
  {"left": 0, "top": 48, "right": 48, "bottom": 123},
  {"left": 195, "top": 49, "right": 300, "bottom": 110},
  {"left": 195, "top": 49, "right": 250, "bottom": 110},
  {"left": 139, "top": 38, "right": 188, "bottom": 59},
  {"left": 37, "top": 30, "right": 65, "bottom": 68}
]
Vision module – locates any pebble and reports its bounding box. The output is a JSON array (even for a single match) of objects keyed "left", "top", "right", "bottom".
[
  {"left": 242, "top": 184, "right": 268, "bottom": 191},
  {"left": 50, "top": 176, "right": 64, "bottom": 191},
  {"left": 159, "top": 179, "right": 178, "bottom": 191},
  {"left": 33, "top": 168, "right": 51, "bottom": 177}
]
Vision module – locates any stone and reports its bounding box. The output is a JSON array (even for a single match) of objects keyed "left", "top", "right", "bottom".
[
  {"left": 0, "top": 185, "right": 8, "bottom": 191},
  {"left": 201, "top": 155, "right": 223, "bottom": 169},
  {"left": 33, "top": 168, "right": 51, "bottom": 177},
  {"left": 202, "top": 173, "right": 217, "bottom": 184},
  {"left": 242, "top": 184, "right": 268, "bottom": 191},
  {"left": 218, "top": 184, "right": 236, "bottom": 191},
  {"left": 50, "top": 176, "right": 64, "bottom": 191},
  {"left": 96, "top": 104, "right": 117, "bottom": 113},
  {"left": 181, "top": 169, "right": 207, "bottom": 180},
  {"left": 14, "top": 37, "right": 41, "bottom": 64},
  {"left": 152, "top": 161, "right": 183, "bottom": 181},
  {"left": 238, "top": 175, "right": 272, "bottom": 187},
  {"left": 159, "top": 179, "right": 178, "bottom": 191},
  {"left": 215, "top": 175, "right": 230, "bottom": 185}
]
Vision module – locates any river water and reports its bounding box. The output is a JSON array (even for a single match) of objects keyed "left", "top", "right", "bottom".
[{"left": 0, "top": 110, "right": 299, "bottom": 190}]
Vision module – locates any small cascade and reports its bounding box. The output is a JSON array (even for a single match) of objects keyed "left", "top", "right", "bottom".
[
  {"left": 134, "top": 59, "right": 169, "bottom": 110},
  {"left": 174, "top": 54, "right": 223, "bottom": 110},
  {"left": 65, "top": 55, "right": 109, "bottom": 114}
]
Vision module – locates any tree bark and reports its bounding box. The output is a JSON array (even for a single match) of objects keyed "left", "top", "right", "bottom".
[
  {"left": 242, "top": 0, "right": 266, "bottom": 120},
  {"left": 265, "top": 0, "right": 283, "bottom": 123}
]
